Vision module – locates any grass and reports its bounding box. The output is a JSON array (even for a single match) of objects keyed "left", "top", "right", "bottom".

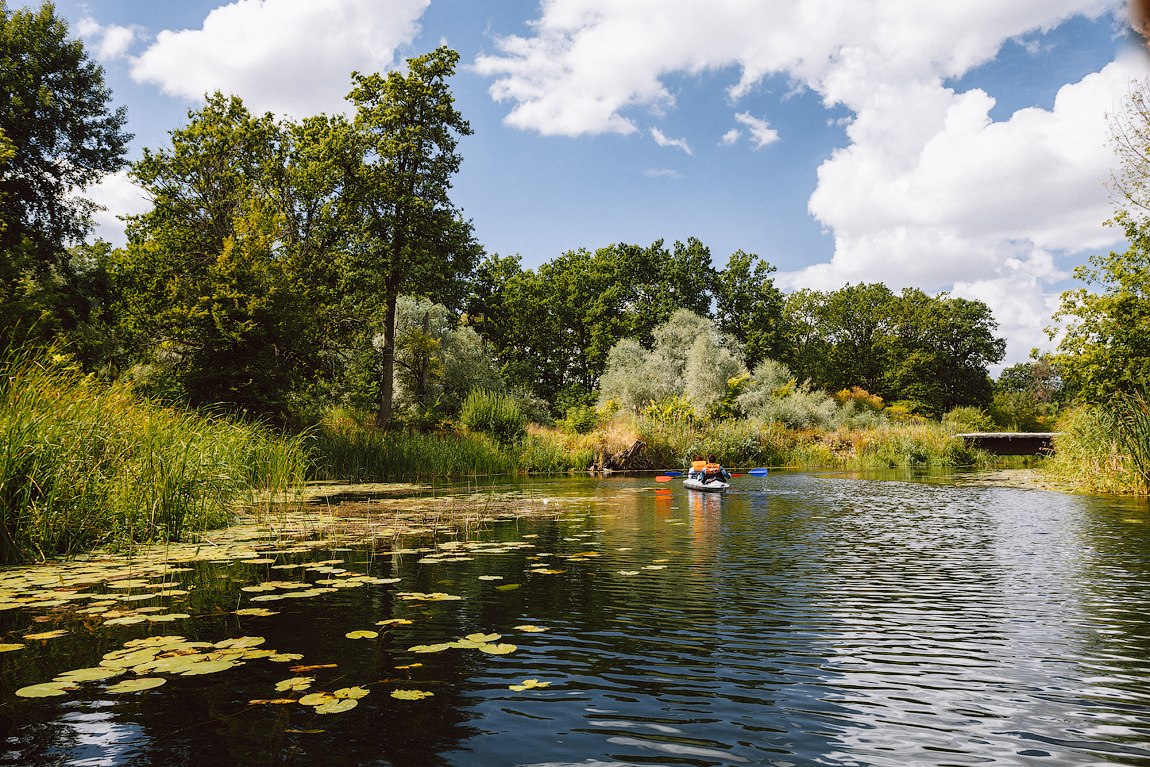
[
  {"left": 1042, "top": 393, "right": 1150, "bottom": 494},
  {"left": 0, "top": 350, "right": 309, "bottom": 563}
]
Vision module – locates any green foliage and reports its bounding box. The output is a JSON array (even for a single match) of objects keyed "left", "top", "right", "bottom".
[
  {"left": 559, "top": 404, "right": 599, "bottom": 434},
  {"left": 0, "top": 348, "right": 307, "bottom": 563},
  {"left": 942, "top": 406, "right": 995, "bottom": 433},
  {"left": 1043, "top": 392, "right": 1150, "bottom": 494},
  {"left": 642, "top": 395, "right": 696, "bottom": 423},
  {"left": 0, "top": 3, "right": 129, "bottom": 350},
  {"left": 714, "top": 250, "right": 785, "bottom": 367},
  {"left": 460, "top": 389, "right": 527, "bottom": 442},
  {"left": 341, "top": 46, "right": 477, "bottom": 427},
  {"left": 833, "top": 387, "right": 884, "bottom": 411},
  {"left": 1052, "top": 211, "right": 1150, "bottom": 402}
]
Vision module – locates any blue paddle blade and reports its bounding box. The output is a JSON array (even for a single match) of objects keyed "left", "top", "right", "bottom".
[
  {"left": 663, "top": 470, "right": 683, "bottom": 477},
  {"left": 748, "top": 468, "right": 769, "bottom": 476}
]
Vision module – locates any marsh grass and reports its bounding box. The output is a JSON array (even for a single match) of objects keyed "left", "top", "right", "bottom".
[
  {"left": 0, "top": 350, "right": 308, "bottom": 563},
  {"left": 1044, "top": 395, "right": 1150, "bottom": 494}
]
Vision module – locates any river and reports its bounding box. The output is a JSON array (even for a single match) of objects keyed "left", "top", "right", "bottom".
[{"left": 1, "top": 471, "right": 1148, "bottom": 766}]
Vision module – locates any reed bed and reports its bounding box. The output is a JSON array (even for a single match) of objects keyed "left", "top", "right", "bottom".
[
  {"left": 1043, "top": 394, "right": 1150, "bottom": 494},
  {"left": 0, "top": 351, "right": 308, "bottom": 563}
]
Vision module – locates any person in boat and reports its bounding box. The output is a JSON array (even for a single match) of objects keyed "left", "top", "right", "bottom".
[
  {"left": 688, "top": 456, "right": 707, "bottom": 481},
  {"left": 702, "top": 455, "right": 731, "bottom": 484}
]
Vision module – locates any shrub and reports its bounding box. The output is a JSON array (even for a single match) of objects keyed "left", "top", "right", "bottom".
[
  {"left": 833, "top": 387, "right": 884, "bottom": 411},
  {"left": 460, "top": 389, "right": 527, "bottom": 442},
  {"left": 560, "top": 403, "right": 599, "bottom": 434},
  {"left": 943, "top": 406, "right": 995, "bottom": 433}
]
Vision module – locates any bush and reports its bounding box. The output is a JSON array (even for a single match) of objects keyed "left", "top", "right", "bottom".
[
  {"left": 943, "top": 406, "right": 995, "bottom": 432},
  {"left": 460, "top": 389, "right": 527, "bottom": 442},
  {"left": 559, "top": 403, "right": 599, "bottom": 434}
]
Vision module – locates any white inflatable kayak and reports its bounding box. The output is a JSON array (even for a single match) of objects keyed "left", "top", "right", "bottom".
[{"left": 684, "top": 476, "right": 729, "bottom": 492}]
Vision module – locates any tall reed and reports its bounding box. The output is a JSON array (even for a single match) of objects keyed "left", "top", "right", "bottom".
[
  {"left": 1044, "top": 395, "right": 1150, "bottom": 494},
  {"left": 0, "top": 350, "right": 308, "bottom": 563}
]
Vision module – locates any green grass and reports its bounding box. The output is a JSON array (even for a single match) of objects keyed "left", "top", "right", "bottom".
[
  {"left": 0, "top": 349, "right": 308, "bottom": 563},
  {"left": 1043, "top": 395, "right": 1150, "bottom": 494}
]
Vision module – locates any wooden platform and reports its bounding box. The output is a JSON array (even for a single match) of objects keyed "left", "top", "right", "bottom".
[{"left": 957, "top": 432, "right": 1058, "bottom": 456}]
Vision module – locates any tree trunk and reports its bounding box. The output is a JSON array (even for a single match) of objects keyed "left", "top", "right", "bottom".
[{"left": 376, "top": 292, "right": 398, "bottom": 429}]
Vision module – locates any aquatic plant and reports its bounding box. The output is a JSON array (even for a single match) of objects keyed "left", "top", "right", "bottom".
[{"left": 0, "top": 349, "right": 308, "bottom": 563}]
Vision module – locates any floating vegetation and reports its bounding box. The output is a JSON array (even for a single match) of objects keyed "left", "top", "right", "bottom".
[
  {"left": 391, "top": 689, "right": 434, "bottom": 700},
  {"left": 345, "top": 630, "right": 378, "bottom": 640},
  {"left": 514, "top": 625, "right": 547, "bottom": 633},
  {"left": 509, "top": 679, "right": 550, "bottom": 691},
  {"left": 106, "top": 677, "right": 166, "bottom": 694},
  {"left": 396, "top": 591, "right": 462, "bottom": 601}
]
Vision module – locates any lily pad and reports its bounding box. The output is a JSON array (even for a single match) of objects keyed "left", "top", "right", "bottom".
[
  {"left": 236, "top": 608, "right": 278, "bottom": 616},
  {"left": 390, "top": 689, "right": 433, "bottom": 700},
  {"left": 0, "top": 643, "right": 25, "bottom": 652},
  {"left": 495, "top": 584, "right": 521, "bottom": 591},
  {"left": 298, "top": 692, "right": 335, "bottom": 706},
  {"left": 107, "top": 677, "right": 166, "bottom": 694},
  {"left": 334, "top": 686, "right": 370, "bottom": 699},
  {"left": 464, "top": 633, "right": 501, "bottom": 643},
  {"left": 514, "top": 625, "right": 548, "bottom": 633},
  {"left": 509, "top": 678, "right": 550, "bottom": 691},
  {"left": 15, "top": 681, "right": 74, "bottom": 697},
  {"left": 376, "top": 618, "right": 413, "bottom": 626},
  {"left": 345, "top": 630, "right": 378, "bottom": 640},
  {"left": 314, "top": 697, "right": 358, "bottom": 714},
  {"left": 275, "top": 676, "right": 314, "bottom": 692},
  {"left": 23, "top": 629, "right": 67, "bottom": 640},
  {"left": 54, "top": 667, "right": 124, "bottom": 683},
  {"left": 477, "top": 643, "right": 517, "bottom": 655}
]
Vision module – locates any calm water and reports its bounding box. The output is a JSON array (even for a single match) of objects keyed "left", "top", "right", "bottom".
[{"left": 2, "top": 471, "right": 1150, "bottom": 766}]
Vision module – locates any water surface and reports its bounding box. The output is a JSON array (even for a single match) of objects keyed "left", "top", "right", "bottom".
[{"left": 2, "top": 471, "right": 1149, "bottom": 766}]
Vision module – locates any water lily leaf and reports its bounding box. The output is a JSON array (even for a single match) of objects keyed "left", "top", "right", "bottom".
[
  {"left": 464, "top": 633, "right": 501, "bottom": 643},
  {"left": 477, "top": 643, "right": 517, "bottom": 655},
  {"left": 241, "top": 585, "right": 276, "bottom": 593},
  {"left": 376, "top": 618, "right": 413, "bottom": 626},
  {"left": 215, "top": 636, "right": 265, "bottom": 649},
  {"left": 245, "top": 558, "right": 277, "bottom": 564},
  {"left": 275, "top": 676, "right": 314, "bottom": 692},
  {"left": 333, "top": 686, "right": 369, "bottom": 699},
  {"left": 16, "top": 681, "right": 74, "bottom": 697},
  {"left": 642, "top": 565, "right": 666, "bottom": 570},
  {"left": 23, "top": 629, "right": 67, "bottom": 640},
  {"left": 495, "top": 584, "right": 521, "bottom": 591},
  {"left": 147, "top": 613, "right": 190, "bottom": 622},
  {"left": 103, "top": 615, "right": 148, "bottom": 625},
  {"left": 314, "top": 697, "right": 358, "bottom": 714},
  {"left": 0, "top": 643, "right": 25, "bottom": 652},
  {"left": 390, "top": 689, "right": 433, "bottom": 700},
  {"left": 408, "top": 643, "right": 453, "bottom": 654},
  {"left": 514, "top": 625, "right": 547, "bottom": 633},
  {"left": 395, "top": 663, "right": 422, "bottom": 670},
  {"left": 369, "top": 577, "right": 401, "bottom": 584},
  {"left": 617, "top": 571, "right": 640, "bottom": 576},
  {"left": 55, "top": 667, "right": 123, "bottom": 682},
  {"left": 179, "top": 659, "right": 240, "bottom": 676},
  {"left": 478, "top": 575, "right": 504, "bottom": 581},
  {"left": 236, "top": 608, "right": 278, "bottom": 616},
  {"left": 249, "top": 698, "right": 296, "bottom": 705},
  {"left": 248, "top": 595, "right": 284, "bottom": 602},
  {"left": 345, "top": 630, "right": 378, "bottom": 640},
  {"left": 396, "top": 591, "right": 462, "bottom": 601},
  {"left": 298, "top": 692, "right": 335, "bottom": 707},
  {"left": 509, "top": 678, "right": 550, "bottom": 691},
  {"left": 265, "top": 653, "right": 304, "bottom": 662},
  {"left": 107, "top": 677, "right": 166, "bottom": 693}
]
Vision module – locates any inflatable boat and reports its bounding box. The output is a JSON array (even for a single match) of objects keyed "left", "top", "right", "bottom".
[{"left": 683, "top": 476, "right": 729, "bottom": 492}]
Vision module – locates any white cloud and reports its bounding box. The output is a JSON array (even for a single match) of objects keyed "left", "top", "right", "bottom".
[
  {"left": 129, "top": 0, "right": 430, "bottom": 117},
  {"left": 84, "top": 171, "right": 152, "bottom": 247},
  {"left": 734, "top": 112, "right": 779, "bottom": 148},
  {"left": 650, "top": 127, "right": 691, "bottom": 154},
  {"left": 76, "top": 18, "right": 141, "bottom": 60},
  {"left": 473, "top": 0, "right": 1132, "bottom": 362},
  {"left": 644, "top": 168, "right": 682, "bottom": 179},
  {"left": 720, "top": 128, "right": 741, "bottom": 145}
]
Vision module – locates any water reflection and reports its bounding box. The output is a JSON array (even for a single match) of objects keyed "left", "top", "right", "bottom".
[{"left": 1, "top": 472, "right": 1149, "bottom": 766}]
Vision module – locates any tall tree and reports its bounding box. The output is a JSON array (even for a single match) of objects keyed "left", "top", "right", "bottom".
[
  {"left": 715, "top": 250, "right": 785, "bottom": 367},
  {"left": 341, "top": 46, "right": 475, "bottom": 428},
  {"left": 0, "top": 1, "right": 129, "bottom": 344},
  {"left": 119, "top": 94, "right": 336, "bottom": 419}
]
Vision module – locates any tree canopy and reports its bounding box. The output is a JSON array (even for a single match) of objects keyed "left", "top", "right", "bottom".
[{"left": 0, "top": 1, "right": 129, "bottom": 344}]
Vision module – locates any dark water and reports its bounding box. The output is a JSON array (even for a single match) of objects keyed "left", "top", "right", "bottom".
[{"left": 2, "top": 471, "right": 1150, "bottom": 766}]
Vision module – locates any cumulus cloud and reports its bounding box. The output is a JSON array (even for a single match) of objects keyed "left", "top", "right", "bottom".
[
  {"left": 650, "top": 127, "right": 691, "bottom": 153},
  {"left": 734, "top": 112, "right": 779, "bottom": 148},
  {"left": 76, "top": 18, "right": 141, "bottom": 60},
  {"left": 473, "top": 0, "right": 1131, "bottom": 362},
  {"left": 84, "top": 171, "right": 153, "bottom": 247},
  {"left": 129, "top": 0, "right": 430, "bottom": 117}
]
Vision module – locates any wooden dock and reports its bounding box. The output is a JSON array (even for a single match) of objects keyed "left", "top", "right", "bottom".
[{"left": 957, "top": 433, "right": 1058, "bottom": 456}]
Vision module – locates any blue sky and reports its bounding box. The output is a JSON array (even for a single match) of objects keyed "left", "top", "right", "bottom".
[{"left": 44, "top": 0, "right": 1150, "bottom": 366}]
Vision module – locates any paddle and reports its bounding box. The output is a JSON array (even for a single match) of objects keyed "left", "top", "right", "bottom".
[
  {"left": 748, "top": 468, "right": 769, "bottom": 476},
  {"left": 655, "top": 475, "right": 674, "bottom": 482},
  {"left": 663, "top": 470, "right": 683, "bottom": 476}
]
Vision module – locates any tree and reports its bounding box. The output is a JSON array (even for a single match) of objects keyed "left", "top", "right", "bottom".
[
  {"left": 715, "top": 250, "right": 785, "bottom": 367},
  {"left": 0, "top": 2, "right": 130, "bottom": 344},
  {"left": 340, "top": 46, "right": 476, "bottom": 428},
  {"left": 118, "top": 94, "right": 334, "bottom": 419},
  {"left": 1052, "top": 210, "right": 1150, "bottom": 401}
]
